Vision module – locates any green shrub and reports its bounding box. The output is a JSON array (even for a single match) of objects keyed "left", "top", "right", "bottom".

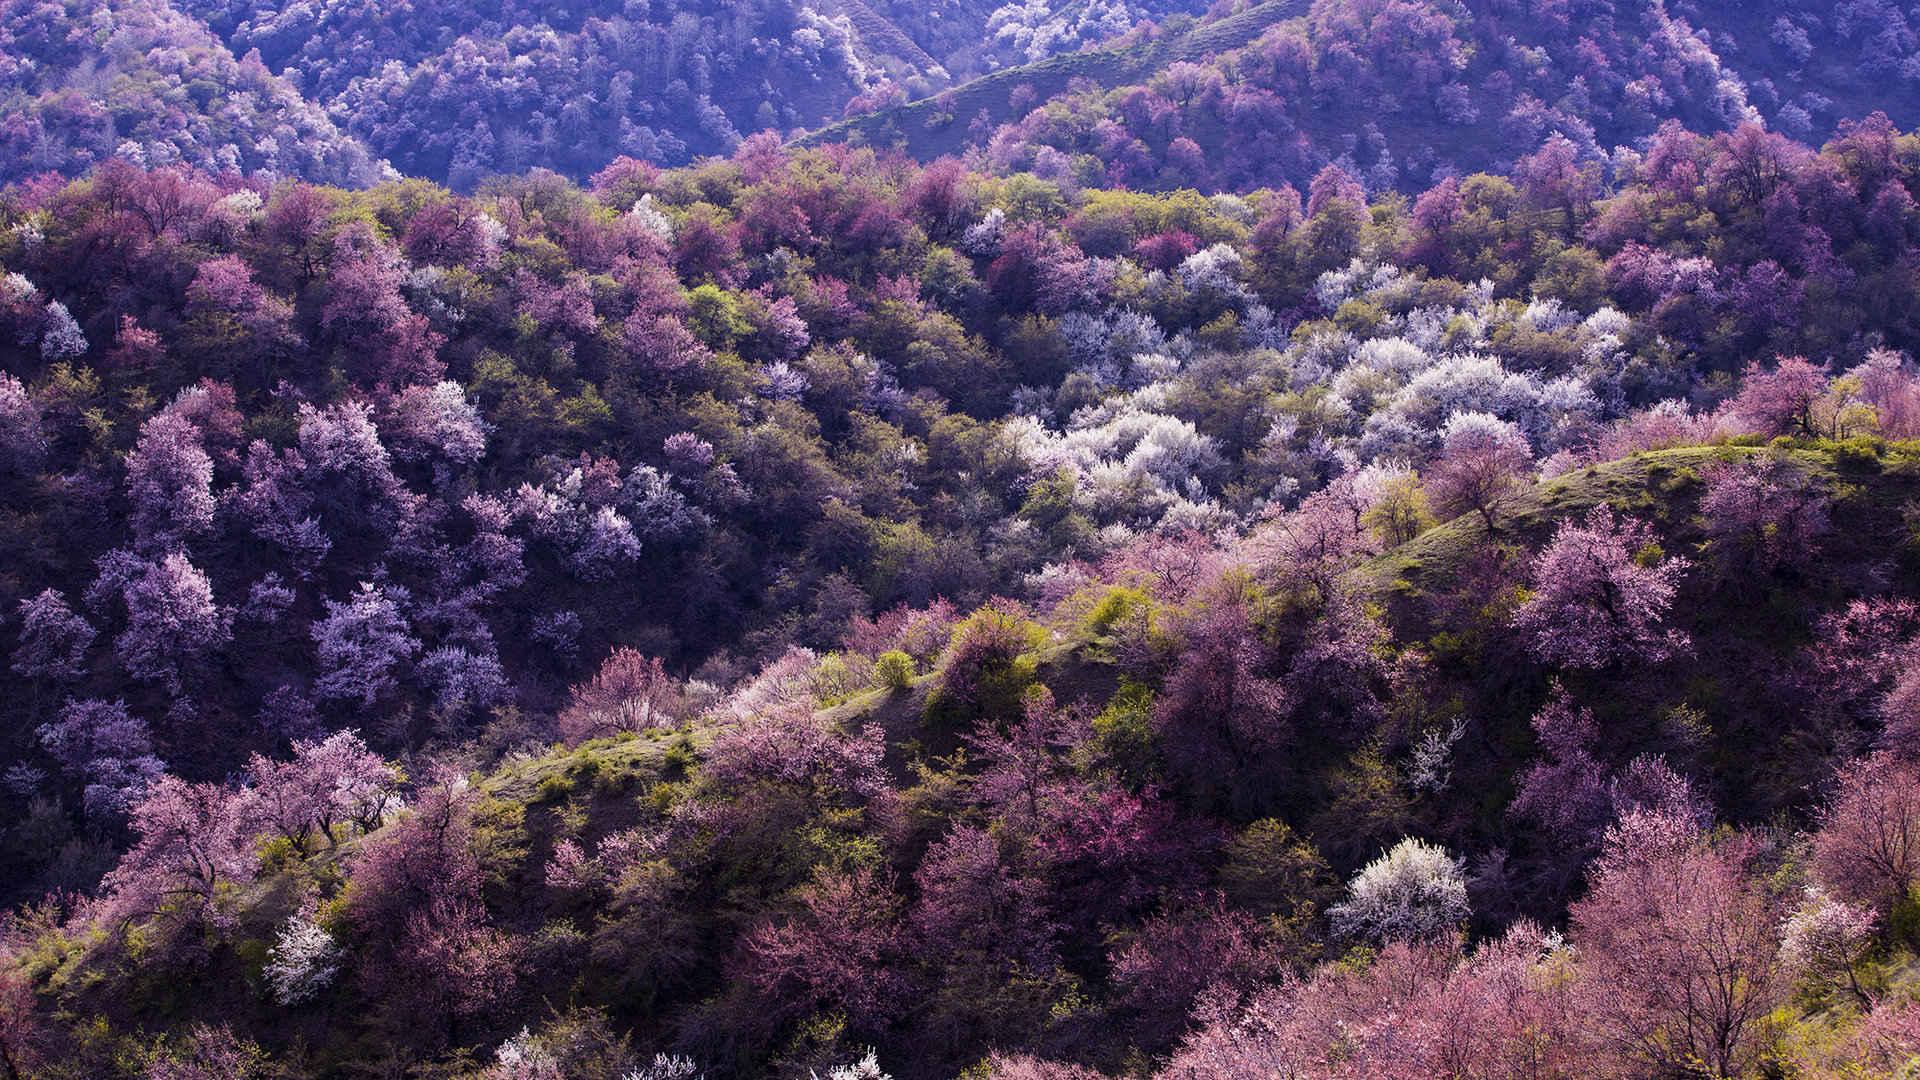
[
  {"left": 924, "top": 604, "right": 1048, "bottom": 728},
  {"left": 1832, "top": 436, "right": 1884, "bottom": 471},
  {"left": 534, "top": 773, "right": 574, "bottom": 804},
  {"left": 661, "top": 736, "right": 697, "bottom": 781},
  {"left": 1093, "top": 678, "right": 1159, "bottom": 783},
  {"left": 1084, "top": 585, "right": 1150, "bottom": 639},
  {"left": 255, "top": 834, "right": 300, "bottom": 873},
  {"left": 1658, "top": 466, "right": 1699, "bottom": 493},
  {"left": 875, "top": 650, "right": 915, "bottom": 691}
]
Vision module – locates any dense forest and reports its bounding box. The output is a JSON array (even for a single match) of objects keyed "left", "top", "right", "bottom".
[{"left": 4, "top": 0, "right": 1920, "bottom": 1078}]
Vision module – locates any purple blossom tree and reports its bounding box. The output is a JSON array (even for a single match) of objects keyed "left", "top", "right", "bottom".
[
  {"left": 1155, "top": 600, "right": 1290, "bottom": 811},
  {"left": 298, "top": 401, "right": 412, "bottom": 531},
  {"left": 12, "top": 588, "right": 94, "bottom": 682},
  {"left": 312, "top": 582, "right": 418, "bottom": 708},
  {"left": 257, "top": 684, "right": 321, "bottom": 739},
  {"left": 126, "top": 411, "right": 216, "bottom": 550},
  {"left": 233, "top": 440, "right": 331, "bottom": 576},
  {"left": 416, "top": 646, "right": 511, "bottom": 714},
  {"left": 90, "top": 551, "right": 231, "bottom": 693},
  {"left": 566, "top": 506, "right": 643, "bottom": 581},
  {"left": 912, "top": 824, "right": 1057, "bottom": 971},
  {"left": 36, "top": 697, "right": 165, "bottom": 820},
  {"left": 0, "top": 372, "right": 46, "bottom": 475}
]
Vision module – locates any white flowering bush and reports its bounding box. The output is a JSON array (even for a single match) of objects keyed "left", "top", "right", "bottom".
[
  {"left": 627, "top": 1054, "right": 701, "bottom": 1080},
  {"left": 265, "top": 907, "right": 345, "bottom": 1006},
  {"left": 1329, "top": 837, "right": 1471, "bottom": 943}
]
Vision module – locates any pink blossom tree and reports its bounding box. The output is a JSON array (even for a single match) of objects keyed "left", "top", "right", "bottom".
[
  {"left": 557, "top": 648, "right": 682, "bottom": 743},
  {"left": 1510, "top": 686, "right": 1614, "bottom": 852},
  {"left": 1247, "top": 478, "right": 1376, "bottom": 601},
  {"left": 100, "top": 775, "right": 259, "bottom": 931},
  {"left": 320, "top": 224, "right": 444, "bottom": 385},
  {"left": 1154, "top": 600, "right": 1290, "bottom": 811},
  {"left": 1811, "top": 751, "right": 1920, "bottom": 919},
  {"left": 1306, "top": 163, "right": 1366, "bottom": 218},
  {"left": 912, "top": 825, "right": 1056, "bottom": 973},
  {"left": 346, "top": 768, "right": 516, "bottom": 1033},
  {"left": 249, "top": 730, "right": 396, "bottom": 852},
  {"left": 1730, "top": 356, "right": 1829, "bottom": 437},
  {"left": 144, "top": 1024, "right": 266, "bottom": 1080},
  {"left": 0, "top": 965, "right": 45, "bottom": 1080},
  {"left": 1425, "top": 411, "right": 1533, "bottom": 534},
  {"left": 1698, "top": 453, "right": 1830, "bottom": 574},
  {"left": 393, "top": 895, "right": 520, "bottom": 1028},
  {"left": 184, "top": 255, "right": 296, "bottom": 372},
  {"left": 1512, "top": 506, "right": 1691, "bottom": 669},
  {"left": 1856, "top": 349, "right": 1920, "bottom": 439},
  {"left": 1794, "top": 598, "right": 1920, "bottom": 738},
  {"left": 1109, "top": 898, "right": 1289, "bottom": 1048},
  {"left": 1570, "top": 809, "right": 1785, "bottom": 1080},
  {"left": 384, "top": 380, "right": 488, "bottom": 467},
  {"left": 1511, "top": 685, "right": 1707, "bottom": 894},
  {"left": 736, "top": 865, "right": 909, "bottom": 1032}
]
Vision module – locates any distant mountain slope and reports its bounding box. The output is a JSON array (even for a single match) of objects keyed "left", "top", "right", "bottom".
[
  {"left": 0, "top": 0, "right": 382, "bottom": 187},
  {"left": 0, "top": 0, "right": 1245, "bottom": 189},
  {"left": 864, "top": 0, "right": 1220, "bottom": 79},
  {"left": 800, "top": 0, "right": 1312, "bottom": 160},
  {"left": 176, "top": 0, "right": 935, "bottom": 186},
  {"left": 160, "top": 0, "right": 1233, "bottom": 187},
  {"left": 1681, "top": 0, "right": 1920, "bottom": 141},
  {"left": 812, "top": 0, "right": 1920, "bottom": 197},
  {"left": 7, "top": 0, "right": 1919, "bottom": 192}
]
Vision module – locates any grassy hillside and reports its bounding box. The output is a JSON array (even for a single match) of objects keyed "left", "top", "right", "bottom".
[
  {"left": 1369, "top": 438, "right": 1920, "bottom": 816},
  {"left": 1372, "top": 441, "right": 1920, "bottom": 610}
]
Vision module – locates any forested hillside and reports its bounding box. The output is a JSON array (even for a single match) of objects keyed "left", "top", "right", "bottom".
[
  {"left": 12, "top": 0, "right": 1920, "bottom": 192},
  {"left": 826, "top": 0, "right": 1920, "bottom": 197},
  {"left": 0, "top": 0, "right": 384, "bottom": 186},
  {"left": 1, "top": 111, "right": 1920, "bottom": 1076}
]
